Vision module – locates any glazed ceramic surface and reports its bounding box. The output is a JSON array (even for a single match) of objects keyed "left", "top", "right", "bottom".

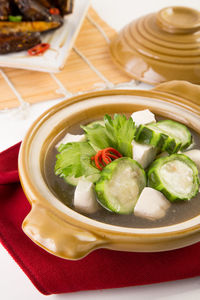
[
  {"left": 19, "top": 81, "right": 200, "bottom": 260},
  {"left": 110, "top": 6, "right": 200, "bottom": 85}
]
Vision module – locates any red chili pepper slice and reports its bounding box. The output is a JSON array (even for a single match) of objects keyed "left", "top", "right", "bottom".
[
  {"left": 102, "top": 149, "right": 112, "bottom": 164},
  {"left": 99, "top": 152, "right": 106, "bottom": 167},
  {"left": 104, "top": 147, "right": 123, "bottom": 157},
  {"left": 104, "top": 155, "right": 112, "bottom": 164},
  {"left": 49, "top": 7, "right": 60, "bottom": 15},
  {"left": 91, "top": 147, "right": 123, "bottom": 170},
  {"left": 28, "top": 43, "right": 50, "bottom": 56},
  {"left": 94, "top": 150, "right": 105, "bottom": 170},
  {"left": 106, "top": 153, "right": 119, "bottom": 159}
]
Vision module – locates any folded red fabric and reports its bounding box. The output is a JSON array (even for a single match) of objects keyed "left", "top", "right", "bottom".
[{"left": 1, "top": 143, "right": 200, "bottom": 295}]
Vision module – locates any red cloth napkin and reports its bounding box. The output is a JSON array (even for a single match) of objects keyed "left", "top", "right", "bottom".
[{"left": 1, "top": 143, "right": 200, "bottom": 295}]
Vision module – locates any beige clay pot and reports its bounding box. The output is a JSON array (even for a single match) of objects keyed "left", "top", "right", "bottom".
[{"left": 19, "top": 81, "right": 200, "bottom": 260}]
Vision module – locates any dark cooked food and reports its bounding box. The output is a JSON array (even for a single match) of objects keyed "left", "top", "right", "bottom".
[
  {"left": 0, "top": 0, "right": 11, "bottom": 20},
  {"left": 0, "top": 32, "right": 41, "bottom": 54},
  {"left": 36, "top": 0, "right": 51, "bottom": 8},
  {"left": 0, "top": 0, "right": 73, "bottom": 54},
  {"left": 0, "top": 21, "right": 62, "bottom": 34},
  {"left": 37, "top": 0, "right": 74, "bottom": 13},
  {"left": 14, "top": 0, "right": 63, "bottom": 23},
  {"left": 53, "top": 0, "right": 74, "bottom": 15}
]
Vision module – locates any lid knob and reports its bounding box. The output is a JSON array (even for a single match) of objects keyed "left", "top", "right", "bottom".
[{"left": 156, "top": 6, "right": 200, "bottom": 34}]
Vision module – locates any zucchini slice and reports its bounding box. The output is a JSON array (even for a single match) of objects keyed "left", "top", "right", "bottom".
[
  {"left": 135, "top": 123, "right": 181, "bottom": 154},
  {"left": 155, "top": 120, "right": 192, "bottom": 150},
  {"left": 148, "top": 154, "right": 199, "bottom": 202},
  {"left": 95, "top": 157, "right": 146, "bottom": 214},
  {"left": 135, "top": 124, "right": 168, "bottom": 148}
]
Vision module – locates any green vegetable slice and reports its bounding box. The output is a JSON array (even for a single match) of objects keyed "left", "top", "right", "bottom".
[
  {"left": 135, "top": 123, "right": 181, "bottom": 154},
  {"left": 55, "top": 142, "right": 100, "bottom": 179},
  {"left": 148, "top": 154, "right": 199, "bottom": 202},
  {"left": 8, "top": 15, "right": 22, "bottom": 22},
  {"left": 95, "top": 157, "right": 146, "bottom": 214},
  {"left": 148, "top": 123, "right": 182, "bottom": 154},
  {"left": 155, "top": 120, "right": 192, "bottom": 150}
]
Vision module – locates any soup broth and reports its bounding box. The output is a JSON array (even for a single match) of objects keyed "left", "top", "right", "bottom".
[{"left": 43, "top": 116, "right": 200, "bottom": 228}]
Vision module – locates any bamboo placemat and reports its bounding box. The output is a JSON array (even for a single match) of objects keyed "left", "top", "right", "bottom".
[{"left": 0, "top": 7, "right": 132, "bottom": 110}]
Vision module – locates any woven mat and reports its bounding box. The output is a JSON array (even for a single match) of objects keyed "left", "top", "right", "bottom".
[{"left": 0, "top": 7, "right": 131, "bottom": 110}]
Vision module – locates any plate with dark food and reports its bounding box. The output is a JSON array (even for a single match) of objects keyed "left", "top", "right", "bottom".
[
  {"left": 18, "top": 80, "right": 200, "bottom": 260},
  {"left": 0, "top": 0, "right": 90, "bottom": 72}
]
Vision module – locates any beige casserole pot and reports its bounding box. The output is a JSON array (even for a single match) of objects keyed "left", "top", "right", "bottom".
[
  {"left": 110, "top": 6, "right": 200, "bottom": 85},
  {"left": 18, "top": 80, "right": 200, "bottom": 260}
]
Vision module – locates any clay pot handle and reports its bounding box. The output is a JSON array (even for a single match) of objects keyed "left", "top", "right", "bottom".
[
  {"left": 22, "top": 204, "right": 107, "bottom": 260},
  {"left": 153, "top": 80, "right": 200, "bottom": 107}
]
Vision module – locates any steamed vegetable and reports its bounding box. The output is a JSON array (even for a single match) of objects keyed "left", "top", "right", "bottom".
[
  {"left": 135, "top": 119, "right": 192, "bottom": 154},
  {"left": 135, "top": 123, "right": 181, "bottom": 154},
  {"left": 155, "top": 120, "right": 192, "bottom": 150},
  {"left": 148, "top": 154, "right": 199, "bottom": 202},
  {"left": 95, "top": 157, "right": 146, "bottom": 214},
  {"left": 82, "top": 114, "right": 136, "bottom": 157}
]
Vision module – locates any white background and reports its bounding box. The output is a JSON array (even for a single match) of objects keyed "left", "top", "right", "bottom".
[{"left": 1, "top": 0, "right": 200, "bottom": 299}]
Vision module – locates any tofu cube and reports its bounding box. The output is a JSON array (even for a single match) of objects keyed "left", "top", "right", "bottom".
[
  {"left": 74, "top": 180, "right": 99, "bottom": 214},
  {"left": 134, "top": 187, "right": 170, "bottom": 221},
  {"left": 56, "top": 133, "right": 85, "bottom": 149},
  {"left": 183, "top": 149, "right": 200, "bottom": 172},
  {"left": 131, "top": 109, "right": 156, "bottom": 127},
  {"left": 132, "top": 140, "right": 157, "bottom": 169}
]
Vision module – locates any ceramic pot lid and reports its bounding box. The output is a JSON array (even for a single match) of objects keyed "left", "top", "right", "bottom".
[{"left": 110, "top": 6, "right": 200, "bottom": 85}]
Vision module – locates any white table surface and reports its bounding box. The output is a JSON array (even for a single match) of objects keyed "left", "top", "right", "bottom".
[{"left": 1, "top": 0, "right": 200, "bottom": 299}]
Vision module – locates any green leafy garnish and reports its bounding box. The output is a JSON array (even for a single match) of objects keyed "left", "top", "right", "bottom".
[
  {"left": 55, "top": 114, "right": 136, "bottom": 184},
  {"left": 82, "top": 114, "right": 136, "bottom": 157},
  {"left": 104, "top": 114, "right": 136, "bottom": 157},
  {"left": 55, "top": 142, "right": 100, "bottom": 179},
  {"left": 81, "top": 123, "right": 110, "bottom": 151}
]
